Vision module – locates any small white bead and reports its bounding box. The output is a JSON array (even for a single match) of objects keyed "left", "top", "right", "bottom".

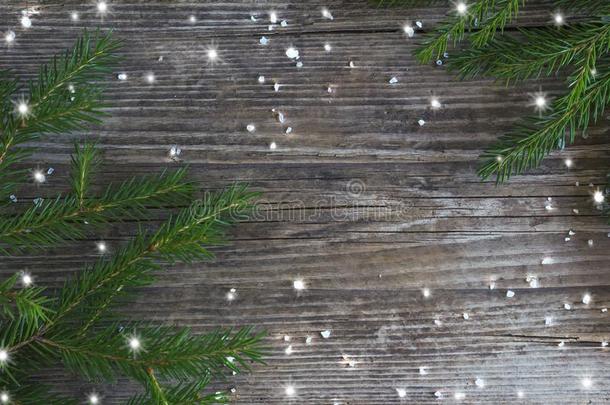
[
  {"left": 403, "top": 24, "right": 415, "bottom": 37},
  {"left": 285, "top": 47, "right": 299, "bottom": 59}
]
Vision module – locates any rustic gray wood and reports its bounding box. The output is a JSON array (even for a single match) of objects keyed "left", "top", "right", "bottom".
[{"left": 1, "top": 0, "right": 610, "bottom": 403}]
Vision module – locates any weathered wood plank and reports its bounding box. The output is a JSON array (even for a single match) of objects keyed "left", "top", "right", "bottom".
[{"left": 1, "top": 0, "right": 609, "bottom": 404}]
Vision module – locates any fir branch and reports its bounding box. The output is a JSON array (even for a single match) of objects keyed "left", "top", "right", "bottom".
[
  {"left": 0, "top": 168, "right": 193, "bottom": 253},
  {"left": 469, "top": 0, "right": 523, "bottom": 48},
  {"left": 449, "top": 23, "right": 610, "bottom": 82},
  {"left": 0, "top": 70, "right": 18, "bottom": 112},
  {"left": 71, "top": 142, "right": 101, "bottom": 206},
  {"left": 0, "top": 380, "right": 79, "bottom": 405},
  {"left": 146, "top": 368, "right": 170, "bottom": 405},
  {"left": 51, "top": 185, "right": 257, "bottom": 330},
  {"left": 127, "top": 377, "right": 228, "bottom": 405},
  {"left": 0, "top": 30, "right": 121, "bottom": 199},
  {"left": 479, "top": 61, "right": 609, "bottom": 182},
  {"left": 0, "top": 274, "right": 53, "bottom": 325},
  {"left": 415, "top": 0, "right": 500, "bottom": 63},
  {"left": 40, "top": 325, "right": 264, "bottom": 388}
]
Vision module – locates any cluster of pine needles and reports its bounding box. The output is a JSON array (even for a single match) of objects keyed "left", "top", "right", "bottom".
[
  {"left": 0, "top": 30, "right": 264, "bottom": 404},
  {"left": 382, "top": 0, "right": 609, "bottom": 184}
]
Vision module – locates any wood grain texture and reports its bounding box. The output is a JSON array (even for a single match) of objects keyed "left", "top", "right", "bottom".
[{"left": 1, "top": 0, "right": 610, "bottom": 403}]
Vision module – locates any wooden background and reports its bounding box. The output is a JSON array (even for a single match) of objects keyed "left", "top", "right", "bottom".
[{"left": 1, "top": 0, "right": 610, "bottom": 403}]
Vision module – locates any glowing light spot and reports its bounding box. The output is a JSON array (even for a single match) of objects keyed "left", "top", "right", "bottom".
[
  {"left": 593, "top": 189, "right": 605, "bottom": 204},
  {"left": 33, "top": 170, "right": 46, "bottom": 183},
  {"left": 553, "top": 13, "right": 564, "bottom": 25},
  {"left": 396, "top": 388, "right": 407, "bottom": 398},
  {"left": 0, "top": 350, "right": 8, "bottom": 363},
  {"left": 517, "top": 390, "right": 524, "bottom": 398},
  {"left": 456, "top": 2, "right": 468, "bottom": 15},
  {"left": 226, "top": 288, "right": 236, "bottom": 301},
  {"left": 207, "top": 48, "right": 218, "bottom": 61},
  {"left": 71, "top": 11, "right": 79, "bottom": 21},
  {"left": 430, "top": 98, "right": 441, "bottom": 109},
  {"left": 475, "top": 378, "right": 485, "bottom": 388},
  {"left": 564, "top": 158, "right": 573, "bottom": 168},
  {"left": 21, "top": 273, "right": 33, "bottom": 287},
  {"left": 17, "top": 101, "right": 29, "bottom": 116},
  {"left": 269, "top": 142, "right": 277, "bottom": 150},
  {"left": 0, "top": 392, "right": 9, "bottom": 404},
  {"left": 96, "top": 241, "right": 107, "bottom": 253},
  {"left": 88, "top": 393, "right": 100, "bottom": 404},
  {"left": 20, "top": 15, "right": 32, "bottom": 28},
  {"left": 4, "top": 30, "right": 16, "bottom": 44},
  {"left": 293, "top": 279, "right": 305, "bottom": 290},
  {"left": 128, "top": 337, "right": 141, "bottom": 351},
  {"left": 285, "top": 385, "right": 295, "bottom": 396},
  {"left": 582, "top": 293, "right": 591, "bottom": 305},
  {"left": 145, "top": 72, "right": 155, "bottom": 83},
  {"left": 269, "top": 11, "right": 278, "bottom": 24},
  {"left": 189, "top": 15, "right": 196, "bottom": 23},
  {"left": 324, "top": 42, "right": 332, "bottom": 52},
  {"left": 581, "top": 377, "right": 593, "bottom": 389},
  {"left": 454, "top": 392, "right": 466, "bottom": 400},
  {"left": 321, "top": 8, "right": 334, "bottom": 20},
  {"left": 97, "top": 1, "right": 108, "bottom": 13},
  {"left": 285, "top": 345, "right": 293, "bottom": 355}
]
